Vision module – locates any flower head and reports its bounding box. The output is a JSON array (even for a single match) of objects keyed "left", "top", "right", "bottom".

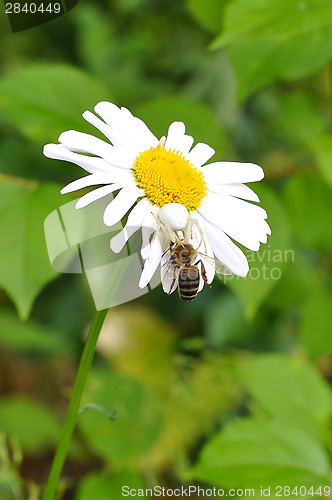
[{"left": 44, "top": 102, "right": 271, "bottom": 297}]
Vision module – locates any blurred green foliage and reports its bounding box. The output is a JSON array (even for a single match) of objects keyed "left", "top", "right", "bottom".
[{"left": 1, "top": 0, "right": 332, "bottom": 498}]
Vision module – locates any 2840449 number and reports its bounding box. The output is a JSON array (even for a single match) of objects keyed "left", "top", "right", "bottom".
[
  {"left": 5, "top": 3, "right": 61, "bottom": 14},
  {"left": 275, "top": 486, "right": 331, "bottom": 496}
]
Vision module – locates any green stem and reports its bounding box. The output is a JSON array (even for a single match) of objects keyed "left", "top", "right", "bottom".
[{"left": 42, "top": 308, "right": 108, "bottom": 500}]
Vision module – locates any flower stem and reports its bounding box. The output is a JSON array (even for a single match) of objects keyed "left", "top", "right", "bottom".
[{"left": 42, "top": 308, "right": 108, "bottom": 500}]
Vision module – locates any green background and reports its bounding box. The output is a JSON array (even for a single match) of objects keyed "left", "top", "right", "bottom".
[{"left": 1, "top": 0, "right": 332, "bottom": 498}]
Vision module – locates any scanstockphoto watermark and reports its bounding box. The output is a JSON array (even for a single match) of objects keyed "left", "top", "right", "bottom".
[
  {"left": 121, "top": 485, "right": 331, "bottom": 497},
  {"left": 122, "top": 485, "right": 256, "bottom": 497},
  {"left": 220, "top": 246, "right": 295, "bottom": 283}
]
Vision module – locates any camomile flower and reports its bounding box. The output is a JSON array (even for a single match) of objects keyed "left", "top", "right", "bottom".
[{"left": 43, "top": 101, "right": 271, "bottom": 294}]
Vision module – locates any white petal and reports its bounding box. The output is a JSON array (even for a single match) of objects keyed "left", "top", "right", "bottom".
[
  {"left": 165, "top": 122, "right": 194, "bottom": 154},
  {"left": 181, "top": 135, "right": 195, "bottom": 154},
  {"left": 83, "top": 110, "right": 120, "bottom": 144},
  {"left": 186, "top": 143, "right": 215, "bottom": 167},
  {"left": 201, "top": 217, "right": 249, "bottom": 277},
  {"left": 201, "top": 162, "right": 264, "bottom": 184},
  {"left": 198, "top": 270, "right": 205, "bottom": 292},
  {"left": 76, "top": 184, "right": 121, "bottom": 209},
  {"left": 110, "top": 198, "right": 152, "bottom": 253},
  {"left": 59, "top": 130, "right": 134, "bottom": 168},
  {"left": 103, "top": 186, "right": 143, "bottom": 227},
  {"left": 92, "top": 103, "right": 132, "bottom": 150},
  {"left": 61, "top": 169, "right": 135, "bottom": 194},
  {"left": 207, "top": 183, "right": 260, "bottom": 202},
  {"left": 140, "top": 206, "right": 159, "bottom": 260},
  {"left": 141, "top": 226, "right": 154, "bottom": 260},
  {"left": 198, "top": 194, "right": 269, "bottom": 251},
  {"left": 139, "top": 232, "right": 164, "bottom": 289},
  {"left": 95, "top": 102, "right": 158, "bottom": 153},
  {"left": 61, "top": 173, "right": 116, "bottom": 194},
  {"left": 165, "top": 121, "right": 184, "bottom": 146},
  {"left": 44, "top": 144, "right": 112, "bottom": 174},
  {"left": 120, "top": 107, "right": 159, "bottom": 152},
  {"left": 95, "top": 103, "right": 133, "bottom": 150}
]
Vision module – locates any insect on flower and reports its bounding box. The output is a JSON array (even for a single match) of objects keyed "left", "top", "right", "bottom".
[
  {"left": 43, "top": 102, "right": 271, "bottom": 299},
  {"left": 161, "top": 239, "right": 233, "bottom": 302}
]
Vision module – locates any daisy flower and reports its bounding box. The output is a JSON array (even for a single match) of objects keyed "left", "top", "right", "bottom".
[{"left": 43, "top": 101, "right": 270, "bottom": 296}]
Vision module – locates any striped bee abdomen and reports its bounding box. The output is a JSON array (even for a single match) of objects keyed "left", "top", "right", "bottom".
[{"left": 178, "top": 266, "right": 200, "bottom": 301}]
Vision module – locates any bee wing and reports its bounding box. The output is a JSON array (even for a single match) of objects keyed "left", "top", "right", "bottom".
[
  {"left": 196, "top": 251, "right": 233, "bottom": 276},
  {"left": 214, "top": 258, "right": 233, "bottom": 276},
  {"left": 161, "top": 251, "right": 179, "bottom": 294}
]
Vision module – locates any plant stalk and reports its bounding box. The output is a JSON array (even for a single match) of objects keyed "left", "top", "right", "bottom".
[{"left": 42, "top": 308, "right": 108, "bottom": 500}]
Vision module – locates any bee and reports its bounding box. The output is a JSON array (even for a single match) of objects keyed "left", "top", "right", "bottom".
[{"left": 161, "top": 240, "right": 232, "bottom": 302}]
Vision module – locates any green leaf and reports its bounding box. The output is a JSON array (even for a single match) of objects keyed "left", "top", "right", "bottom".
[
  {"left": 237, "top": 354, "right": 332, "bottom": 440},
  {"left": 0, "top": 178, "right": 65, "bottom": 319},
  {"left": 205, "top": 293, "right": 248, "bottom": 348},
  {"left": 134, "top": 96, "right": 226, "bottom": 160},
  {"left": 190, "top": 418, "right": 330, "bottom": 489},
  {"left": 282, "top": 172, "right": 332, "bottom": 254},
  {"left": 300, "top": 286, "right": 332, "bottom": 359},
  {"left": 0, "top": 309, "right": 69, "bottom": 355},
  {"left": 186, "top": 0, "right": 226, "bottom": 34},
  {"left": 0, "top": 397, "right": 61, "bottom": 454},
  {"left": 213, "top": 0, "right": 332, "bottom": 100},
  {"left": 76, "top": 471, "right": 144, "bottom": 500},
  {"left": 72, "top": 4, "right": 114, "bottom": 78},
  {"left": 226, "top": 184, "right": 290, "bottom": 319},
  {"left": 183, "top": 52, "right": 237, "bottom": 128},
  {"left": 311, "top": 134, "right": 332, "bottom": 188},
  {"left": 78, "top": 370, "right": 163, "bottom": 464},
  {"left": 0, "top": 64, "right": 112, "bottom": 143},
  {"left": 273, "top": 91, "right": 325, "bottom": 145},
  {"left": 269, "top": 251, "right": 317, "bottom": 310}
]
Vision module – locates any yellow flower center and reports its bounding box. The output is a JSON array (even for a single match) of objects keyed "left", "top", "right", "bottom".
[{"left": 133, "top": 145, "right": 207, "bottom": 210}]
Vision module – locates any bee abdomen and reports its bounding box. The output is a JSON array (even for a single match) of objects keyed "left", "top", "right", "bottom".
[{"left": 178, "top": 266, "right": 200, "bottom": 302}]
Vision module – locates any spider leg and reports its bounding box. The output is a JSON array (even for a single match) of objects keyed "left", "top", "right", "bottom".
[
  {"left": 152, "top": 211, "right": 183, "bottom": 244},
  {"left": 184, "top": 215, "right": 206, "bottom": 252}
]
